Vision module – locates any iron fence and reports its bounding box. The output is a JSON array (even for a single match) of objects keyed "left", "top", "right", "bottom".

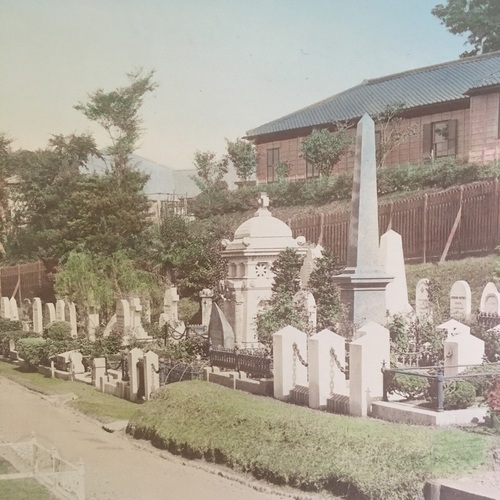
[{"left": 209, "top": 347, "right": 273, "bottom": 378}]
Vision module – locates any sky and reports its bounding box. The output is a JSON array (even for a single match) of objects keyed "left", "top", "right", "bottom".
[{"left": 0, "top": 0, "right": 468, "bottom": 171}]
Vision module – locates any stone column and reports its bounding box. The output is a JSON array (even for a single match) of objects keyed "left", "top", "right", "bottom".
[
  {"left": 32, "top": 298, "right": 43, "bottom": 334},
  {"left": 333, "top": 114, "right": 392, "bottom": 326},
  {"left": 199, "top": 289, "right": 214, "bottom": 327},
  {"left": 143, "top": 351, "right": 159, "bottom": 401}
]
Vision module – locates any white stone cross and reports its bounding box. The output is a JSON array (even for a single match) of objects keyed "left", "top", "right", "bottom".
[{"left": 259, "top": 192, "right": 270, "bottom": 208}]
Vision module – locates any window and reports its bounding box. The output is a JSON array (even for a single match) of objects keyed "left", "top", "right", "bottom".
[
  {"left": 266, "top": 148, "right": 279, "bottom": 182},
  {"left": 423, "top": 120, "right": 457, "bottom": 159},
  {"left": 306, "top": 161, "right": 320, "bottom": 179}
]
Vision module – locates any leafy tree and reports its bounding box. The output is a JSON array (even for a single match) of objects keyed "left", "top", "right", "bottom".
[
  {"left": 374, "top": 103, "right": 418, "bottom": 168},
  {"left": 256, "top": 248, "right": 306, "bottom": 346},
  {"left": 300, "top": 125, "right": 353, "bottom": 176},
  {"left": 307, "top": 249, "right": 344, "bottom": 330},
  {"left": 274, "top": 161, "right": 291, "bottom": 182},
  {"left": 192, "top": 151, "right": 228, "bottom": 191},
  {"left": 74, "top": 69, "right": 158, "bottom": 174},
  {"left": 225, "top": 138, "right": 256, "bottom": 182},
  {"left": 144, "top": 210, "right": 228, "bottom": 297},
  {"left": 0, "top": 133, "right": 13, "bottom": 255},
  {"left": 432, "top": 0, "right": 500, "bottom": 57}
]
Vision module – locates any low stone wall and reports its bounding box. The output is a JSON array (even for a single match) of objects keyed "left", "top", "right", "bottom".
[{"left": 204, "top": 366, "right": 273, "bottom": 396}]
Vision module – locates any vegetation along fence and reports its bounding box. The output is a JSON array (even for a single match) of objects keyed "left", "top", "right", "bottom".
[{"left": 289, "top": 179, "right": 500, "bottom": 264}]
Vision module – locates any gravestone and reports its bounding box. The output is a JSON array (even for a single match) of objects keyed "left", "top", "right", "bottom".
[
  {"left": 103, "top": 314, "right": 117, "bottom": 337},
  {"left": 32, "top": 298, "right": 43, "bottom": 334},
  {"left": 380, "top": 230, "right": 411, "bottom": 316},
  {"left": 67, "top": 302, "right": 77, "bottom": 337},
  {"left": 349, "top": 321, "right": 390, "bottom": 417},
  {"left": 21, "top": 299, "right": 32, "bottom": 327},
  {"left": 273, "top": 325, "right": 308, "bottom": 400},
  {"left": 299, "top": 244, "right": 323, "bottom": 289},
  {"left": 143, "top": 298, "right": 151, "bottom": 325},
  {"left": 308, "top": 329, "right": 346, "bottom": 409},
  {"left": 87, "top": 308, "right": 99, "bottom": 341},
  {"left": 143, "top": 350, "right": 160, "bottom": 401},
  {"left": 293, "top": 290, "right": 317, "bottom": 333},
  {"left": 128, "top": 347, "right": 144, "bottom": 402},
  {"left": 443, "top": 321, "right": 484, "bottom": 376},
  {"left": 449, "top": 281, "right": 472, "bottom": 320},
  {"left": 43, "top": 303, "right": 56, "bottom": 327},
  {"left": 208, "top": 303, "right": 235, "bottom": 349},
  {"left": 116, "top": 300, "right": 131, "bottom": 336},
  {"left": 92, "top": 358, "right": 106, "bottom": 388},
  {"left": 55, "top": 299, "right": 66, "bottom": 322},
  {"left": 163, "top": 287, "right": 180, "bottom": 323},
  {"left": 480, "top": 282, "right": 500, "bottom": 314},
  {"left": 437, "top": 319, "right": 470, "bottom": 338},
  {"left": 415, "top": 278, "right": 432, "bottom": 321},
  {"left": 333, "top": 115, "right": 392, "bottom": 325},
  {"left": 0, "top": 297, "right": 11, "bottom": 319},
  {"left": 130, "top": 298, "right": 150, "bottom": 339},
  {"left": 9, "top": 298, "right": 19, "bottom": 321},
  {"left": 199, "top": 289, "right": 214, "bottom": 327},
  {"left": 69, "top": 351, "right": 85, "bottom": 374}
]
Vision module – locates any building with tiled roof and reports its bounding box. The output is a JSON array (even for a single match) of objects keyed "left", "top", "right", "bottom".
[{"left": 246, "top": 51, "right": 500, "bottom": 183}]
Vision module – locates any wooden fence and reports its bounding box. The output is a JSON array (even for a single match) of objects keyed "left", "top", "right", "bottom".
[
  {"left": 0, "top": 261, "right": 53, "bottom": 302},
  {"left": 289, "top": 179, "right": 500, "bottom": 264}
]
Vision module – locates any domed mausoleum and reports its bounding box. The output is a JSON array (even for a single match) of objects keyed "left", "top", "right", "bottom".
[{"left": 220, "top": 193, "right": 306, "bottom": 346}]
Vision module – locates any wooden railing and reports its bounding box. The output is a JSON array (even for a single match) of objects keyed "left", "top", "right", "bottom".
[{"left": 289, "top": 179, "right": 500, "bottom": 263}]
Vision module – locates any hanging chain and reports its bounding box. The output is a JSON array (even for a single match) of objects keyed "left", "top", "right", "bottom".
[
  {"left": 329, "top": 347, "right": 346, "bottom": 374},
  {"left": 292, "top": 342, "right": 308, "bottom": 367}
]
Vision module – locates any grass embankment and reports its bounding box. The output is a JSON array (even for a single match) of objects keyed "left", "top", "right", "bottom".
[
  {"left": 0, "top": 361, "right": 138, "bottom": 422},
  {"left": 406, "top": 254, "right": 499, "bottom": 313},
  {"left": 128, "top": 380, "right": 492, "bottom": 500}
]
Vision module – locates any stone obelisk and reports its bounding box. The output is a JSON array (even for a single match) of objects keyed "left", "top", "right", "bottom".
[{"left": 333, "top": 114, "right": 392, "bottom": 325}]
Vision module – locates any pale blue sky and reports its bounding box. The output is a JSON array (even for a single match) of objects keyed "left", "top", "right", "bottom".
[{"left": 0, "top": 0, "right": 467, "bottom": 170}]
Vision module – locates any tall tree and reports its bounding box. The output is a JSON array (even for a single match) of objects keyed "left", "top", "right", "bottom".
[
  {"left": 432, "top": 0, "right": 500, "bottom": 57},
  {"left": 192, "top": 151, "right": 228, "bottom": 191},
  {"left": 300, "top": 125, "right": 353, "bottom": 176},
  {"left": 74, "top": 69, "right": 158, "bottom": 174},
  {"left": 225, "top": 138, "right": 256, "bottom": 182}
]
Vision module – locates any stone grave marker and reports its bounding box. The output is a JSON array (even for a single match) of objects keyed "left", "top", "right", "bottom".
[
  {"left": 87, "top": 308, "right": 99, "bottom": 341},
  {"left": 380, "top": 230, "right": 411, "bottom": 316},
  {"left": 449, "top": 280, "right": 472, "bottom": 320},
  {"left": 299, "top": 244, "right": 323, "bottom": 289},
  {"left": 9, "top": 297, "right": 19, "bottom": 321},
  {"left": 199, "top": 289, "right": 214, "bottom": 327},
  {"left": 415, "top": 278, "right": 432, "bottom": 320},
  {"left": 55, "top": 299, "right": 66, "bottom": 322},
  {"left": 116, "top": 300, "right": 131, "bottom": 336},
  {"left": 208, "top": 303, "right": 235, "bottom": 349},
  {"left": 66, "top": 302, "right": 77, "bottom": 337},
  {"left": 143, "top": 350, "right": 159, "bottom": 401},
  {"left": 443, "top": 321, "right": 484, "bottom": 376},
  {"left": 43, "top": 303, "right": 56, "bottom": 327},
  {"left": 293, "top": 290, "right": 317, "bottom": 333},
  {"left": 69, "top": 351, "right": 85, "bottom": 374},
  {"left": 480, "top": 282, "right": 500, "bottom": 315},
  {"left": 0, "top": 297, "right": 11, "bottom": 319},
  {"left": 308, "top": 329, "right": 346, "bottom": 409},
  {"left": 32, "top": 298, "right": 43, "bottom": 334},
  {"left": 273, "top": 325, "right": 308, "bottom": 401}
]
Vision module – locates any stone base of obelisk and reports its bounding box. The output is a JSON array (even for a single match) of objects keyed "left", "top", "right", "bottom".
[{"left": 334, "top": 270, "right": 392, "bottom": 326}]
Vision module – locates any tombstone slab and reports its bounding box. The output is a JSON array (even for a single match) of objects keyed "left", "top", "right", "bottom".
[
  {"left": 415, "top": 278, "right": 433, "bottom": 321},
  {"left": 9, "top": 298, "right": 19, "bottom": 321},
  {"left": 208, "top": 303, "right": 235, "bottom": 349},
  {"left": 449, "top": 280, "right": 472, "bottom": 320},
  {"left": 32, "top": 298, "right": 43, "bottom": 334}
]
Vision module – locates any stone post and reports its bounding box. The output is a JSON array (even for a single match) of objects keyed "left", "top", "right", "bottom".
[
  {"left": 92, "top": 358, "right": 106, "bottom": 389},
  {"left": 199, "top": 289, "right": 214, "bottom": 327},
  {"left": 143, "top": 351, "right": 160, "bottom": 401},
  {"left": 32, "top": 298, "right": 43, "bottom": 334},
  {"left": 128, "top": 347, "right": 143, "bottom": 402}
]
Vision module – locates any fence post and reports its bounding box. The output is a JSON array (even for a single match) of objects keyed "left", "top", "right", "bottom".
[
  {"left": 437, "top": 365, "right": 444, "bottom": 412},
  {"left": 422, "top": 193, "right": 428, "bottom": 263}
]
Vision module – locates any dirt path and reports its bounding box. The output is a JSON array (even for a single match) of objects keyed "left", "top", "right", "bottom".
[{"left": 0, "top": 378, "right": 319, "bottom": 500}]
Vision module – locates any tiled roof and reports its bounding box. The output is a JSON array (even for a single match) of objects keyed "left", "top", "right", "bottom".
[{"left": 246, "top": 52, "right": 500, "bottom": 138}]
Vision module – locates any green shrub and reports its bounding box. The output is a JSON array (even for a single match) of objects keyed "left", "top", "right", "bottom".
[
  {"left": 462, "top": 364, "right": 500, "bottom": 399},
  {"left": 178, "top": 297, "right": 200, "bottom": 324},
  {"left": 43, "top": 321, "right": 72, "bottom": 341},
  {"left": 389, "top": 374, "right": 428, "bottom": 400},
  {"left": 17, "top": 338, "right": 46, "bottom": 370},
  {"left": 444, "top": 380, "right": 476, "bottom": 410},
  {"left": 0, "top": 318, "right": 23, "bottom": 333}
]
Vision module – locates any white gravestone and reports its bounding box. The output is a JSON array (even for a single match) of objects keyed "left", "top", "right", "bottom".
[
  {"left": 449, "top": 281, "right": 472, "bottom": 320},
  {"left": 128, "top": 347, "right": 144, "bottom": 402},
  {"left": 308, "top": 329, "right": 346, "bottom": 409},
  {"left": 349, "top": 321, "right": 390, "bottom": 417},
  {"left": 415, "top": 278, "right": 432, "bottom": 321},
  {"left": 443, "top": 321, "right": 484, "bottom": 377},
  {"left": 143, "top": 350, "right": 160, "bottom": 401},
  {"left": 9, "top": 297, "right": 19, "bottom": 321},
  {"left": 0, "top": 297, "right": 11, "bottom": 319},
  {"left": 43, "top": 303, "right": 56, "bottom": 327},
  {"left": 55, "top": 299, "right": 66, "bottom": 322},
  {"left": 32, "top": 298, "right": 43, "bottom": 334},
  {"left": 480, "top": 282, "right": 500, "bottom": 314},
  {"left": 116, "top": 300, "right": 131, "bottom": 336},
  {"left": 380, "top": 230, "right": 412, "bottom": 316},
  {"left": 67, "top": 302, "right": 77, "bottom": 338},
  {"left": 273, "top": 325, "right": 308, "bottom": 401}
]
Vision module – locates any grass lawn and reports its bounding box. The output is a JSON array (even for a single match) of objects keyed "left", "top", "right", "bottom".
[
  {"left": 0, "top": 360, "right": 139, "bottom": 422},
  {"left": 406, "top": 254, "right": 499, "bottom": 313},
  {"left": 129, "top": 380, "right": 498, "bottom": 500}
]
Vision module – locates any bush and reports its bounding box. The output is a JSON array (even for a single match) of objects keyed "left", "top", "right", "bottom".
[
  {"left": 178, "top": 297, "right": 200, "bottom": 324},
  {"left": 43, "top": 321, "right": 72, "bottom": 341},
  {"left": 444, "top": 380, "right": 476, "bottom": 410},
  {"left": 17, "top": 338, "right": 46, "bottom": 370},
  {"left": 0, "top": 318, "right": 23, "bottom": 334},
  {"left": 389, "top": 374, "right": 428, "bottom": 400},
  {"left": 462, "top": 364, "right": 500, "bottom": 399}
]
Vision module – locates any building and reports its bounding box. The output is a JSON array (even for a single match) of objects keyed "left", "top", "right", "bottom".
[{"left": 246, "top": 51, "right": 500, "bottom": 183}]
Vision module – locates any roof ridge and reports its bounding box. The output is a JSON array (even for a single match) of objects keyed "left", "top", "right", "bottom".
[{"left": 365, "top": 51, "right": 500, "bottom": 85}]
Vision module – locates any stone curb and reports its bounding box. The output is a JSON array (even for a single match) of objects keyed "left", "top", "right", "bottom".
[{"left": 424, "top": 479, "right": 500, "bottom": 500}]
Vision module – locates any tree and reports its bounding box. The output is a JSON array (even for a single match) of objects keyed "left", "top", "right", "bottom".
[
  {"left": 255, "top": 248, "right": 306, "bottom": 346},
  {"left": 0, "top": 133, "right": 13, "bottom": 255},
  {"left": 432, "top": 0, "right": 500, "bottom": 57},
  {"left": 374, "top": 103, "right": 418, "bottom": 168},
  {"left": 225, "top": 138, "right": 256, "bottom": 182},
  {"left": 74, "top": 69, "right": 158, "bottom": 174},
  {"left": 192, "top": 151, "right": 228, "bottom": 191},
  {"left": 300, "top": 125, "right": 353, "bottom": 176},
  {"left": 307, "top": 249, "right": 344, "bottom": 331}
]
